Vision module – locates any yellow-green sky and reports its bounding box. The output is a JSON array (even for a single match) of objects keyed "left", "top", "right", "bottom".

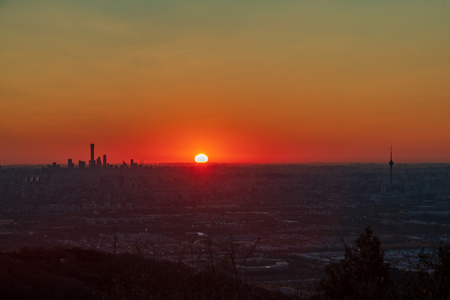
[{"left": 1, "top": 0, "right": 450, "bottom": 164}]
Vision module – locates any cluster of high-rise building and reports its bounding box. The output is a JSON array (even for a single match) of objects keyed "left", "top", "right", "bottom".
[
  {"left": 86, "top": 144, "right": 107, "bottom": 168},
  {"left": 66, "top": 143, "right": 108, "bottom": 169},
  {"left": 62, "top": 143, "right": 140, "bottom": 169}
]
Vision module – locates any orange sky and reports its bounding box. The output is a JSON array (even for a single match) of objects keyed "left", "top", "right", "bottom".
[{"left": 1, "top": 0, "right": 450, "bottom": 164}]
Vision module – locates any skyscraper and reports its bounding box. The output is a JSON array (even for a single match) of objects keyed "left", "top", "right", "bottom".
[
  {"left": 89, "top": 144, "right": 95, "bottom": 168},
  {"left": 389, "top": 145, "right": 394, "bottom": 185},
  {"left": 90, "top": 144, "right": 94, "bottom": 161},
  {"left": 103, "top": 154, "right": 107, "bottom": 168}
]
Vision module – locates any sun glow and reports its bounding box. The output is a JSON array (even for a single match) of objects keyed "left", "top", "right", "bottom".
[{"left": 195, "top": 154, "right": 208, "bottom": 163}]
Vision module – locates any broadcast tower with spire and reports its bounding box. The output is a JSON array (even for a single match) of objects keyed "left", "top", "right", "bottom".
[{"left": 389, "top": 145, "right": 394, "bottom": 185}]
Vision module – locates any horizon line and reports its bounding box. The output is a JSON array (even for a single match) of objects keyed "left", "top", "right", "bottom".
[{"left": 1, "top": 161, "right": 449, "bottom": 168}]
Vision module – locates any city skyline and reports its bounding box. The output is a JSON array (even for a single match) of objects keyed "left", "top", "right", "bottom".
[
  {"left": 3, "top": 142, "right": 434, "bottom": 171},
  {"left": 1, "top": 0, "right": 450, "bottom": 164}
]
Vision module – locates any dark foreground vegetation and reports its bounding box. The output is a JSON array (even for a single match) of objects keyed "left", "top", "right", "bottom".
[
  {"left": 314, "top": 227, "right": 450, "bottom": 300},
  {"left": 1, "top": 228, "right": 449, "bottom": 300},
  {"left": 0, "top": 247, "right": 289, "bottom": 300}
]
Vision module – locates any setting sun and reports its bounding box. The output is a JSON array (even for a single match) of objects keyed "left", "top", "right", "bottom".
[{"left": 195, "top": 154, "right": 208, "bottom": 163}]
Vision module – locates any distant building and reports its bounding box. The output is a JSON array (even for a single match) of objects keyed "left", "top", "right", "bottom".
[
  {"left": 103, "top": 154, "right": 107, "bottom": 168},
  {"left": 96, "top": 156, "right": 101, "bottom": 167},
  {"left": 79, "top": 160, "right": 86, "bottom": 168},
  {"left": 89, "top": 143, "right": 95, "bottom": 168},
  {"left": 130, "top": 159, "right": 137, "bottom": 168},
  {"left": 68, "top": 159, "right": 74, "bottom": 169}
]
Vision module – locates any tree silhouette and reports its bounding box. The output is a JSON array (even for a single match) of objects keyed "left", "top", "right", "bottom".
[
  {"left": 399, "top": 242, "right": 450, "bottom": 299},
  {"left": 314, "top": 227, "right": 396, "bottom": 300}
]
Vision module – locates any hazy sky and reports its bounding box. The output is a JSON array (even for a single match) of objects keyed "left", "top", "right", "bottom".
[{"left": 1, "top": 0, "right": 450, "bottom": 164}]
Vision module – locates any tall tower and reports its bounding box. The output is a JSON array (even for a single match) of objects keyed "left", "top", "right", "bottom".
[
  {"left": 90, "top": 144, "right": 95, "bottom": 161},
  {"left": 89, "top": 143, "right": 95, "bottom": 168},
  {"left": 389, "top": 145, "right": 394, "bottom": 185}
]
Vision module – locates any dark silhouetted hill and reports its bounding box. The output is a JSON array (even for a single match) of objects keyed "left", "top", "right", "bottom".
[{"left": 0, "top": 247, "right": 290, "bottom": 300}]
